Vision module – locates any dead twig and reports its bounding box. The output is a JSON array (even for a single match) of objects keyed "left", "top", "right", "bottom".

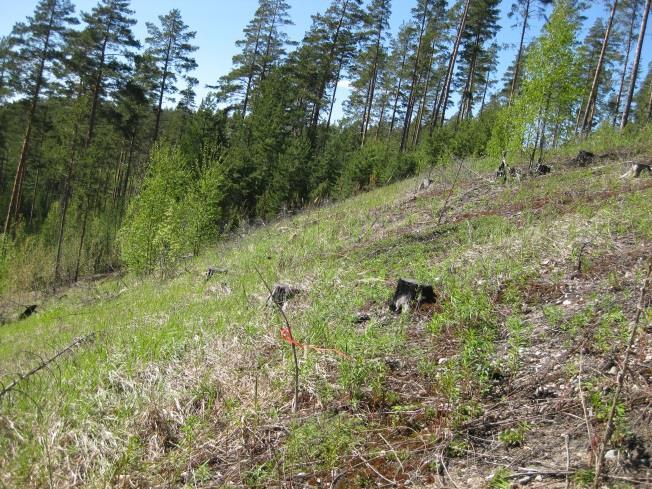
[
  {"left": 564, "top": 433, "right": 571, "bottom": 489},
  {"left": 437, "top": 158, "right": 465, "bottom": 225},
  {"left": 356, "top": 451, "right": 397, "bottom": 486},
  {"left": 254, "top": 266, "right": 300, "bottom": 413},
  {"left": 592, "top": 261, "right": 652, "bottom": 489},
  {"left": 576, "top": 242, "right": 590, "bottom": 273},
  {"left": 0, "top": 333, "right": 95, "bottom": 399},
  {"left": 578, "top": 353, "right": 594, "bottom": 462}
]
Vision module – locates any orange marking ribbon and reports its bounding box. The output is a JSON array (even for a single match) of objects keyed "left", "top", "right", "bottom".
[{"left": 280, "top": 327, "right": 350, "bottom": 358}]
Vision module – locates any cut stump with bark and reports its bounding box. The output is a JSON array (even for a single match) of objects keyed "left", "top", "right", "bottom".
[
  {"left": 621, "top": 162, "right": 651, "bottom": 178},
  {"left": 19, "top": 305, "right": 37, "bottom": 320},
  {"left": 418, "top": 178, "right": 433, "bottom": 191},
  {"left": 205, "top": 267, "right": 228, "bottom": 280},
  {"left": 390, "top": 279, "right": 436, "bottom": 313},
  {"left": 269, "top": 283, "right": 301, "bottom": 307},
  {"left": 570, "top": 150, "right": 595, "bottom": 167}
]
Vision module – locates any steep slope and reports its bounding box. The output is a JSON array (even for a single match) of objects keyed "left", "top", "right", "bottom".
[{"left": 1, "top": 152, "right": 652, "bottom": 488}]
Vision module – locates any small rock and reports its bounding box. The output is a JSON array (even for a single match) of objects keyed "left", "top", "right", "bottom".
[
  {"left": 605, "top": 449, "right": 618, "bottom": 461},
  {"left": 518, "top": 475, "right": 532, "bottom": 485},
  {"left": 609, "top": 366, "right": 618, "bottom": 375},
  {"left": 438, "top": 357, "right": 448, "bottom": 365},
  {"left": 562, "top": 299, "right": 572, "bottom": 306},
  {"left": 534, "top": 475, "right": 543, "bottom": 482}
]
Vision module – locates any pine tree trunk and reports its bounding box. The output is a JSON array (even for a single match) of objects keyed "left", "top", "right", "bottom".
[
  {"left": 54, "top": 178, "right": 71, "bottom": 283},
  {"left": 509, "top": 0, "right": 531, "bottom": 105},
  {"left": 581, "top": 0, "right": 619, "bottom": 135},
  {"left": 361, "top": 18, "right": 385, "bottom": 147},
  {"left": 621, "top": 0, "right": 651, "bottom": 129},
  {"left": 413, "top": 46, "right": 437, "bottom": 146},
  {"left": 479, "top": 73, "right": 490, "bottom": 116},
  {"left": 55, "top": 120, "right": 80, "bottom": 283},
  {"left": 3, "top": 40, "right": 51, "bottom": 234},
  {"left": 310, "top": 1, "right": 349, "bottom": 134},
  {"left": 375, "top": 92, "right": 388, "bottom": 140},
  {"left": 327, "top": 53, "right": 347, "bottom": 130},
  {"left": 388, "top": 47, "right": 409, "bottom": 136},
  {"left": 74, "top": 200, "right": 89, "bottom": 282},
  {"left": 613, "top": 0, "right": 638, "bottom": 126},
  {"left": 457, "top": 35, "right": 480, "bottom": 125},
  {"left": 86, "top": 27, "right": 111, "bottom": 146},
  {"left": 260, "top": 3, "right": 280, "bottom": 80},
  {"left": 118, "top": 132, "right": 136, "bottom": 219},
  {"left": 153, "top": 37, "right": 173, "bottom": 142},
  {"left": 28, "top": 168, "right": 39, "bottom": 227},
  {"left": 648, "top": 81, "right": 652, "bottom": 120},
  {"left": 242, "top": 20, "right": 264, "bottom": 115},
  {"left": 433, "top": 0, "right": 470, "bottom": 129},
  {"left": 400, "top": 0, "right": 430, "bottom": 153}
]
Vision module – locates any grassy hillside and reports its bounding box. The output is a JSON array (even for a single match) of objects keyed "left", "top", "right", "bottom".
[{"left": 1, "top": 142, "right": 652, "bottom": 488}]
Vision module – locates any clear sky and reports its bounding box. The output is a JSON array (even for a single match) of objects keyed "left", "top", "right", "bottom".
[{"left": 1, "top": 0, "right": 651, "bottom": 119}]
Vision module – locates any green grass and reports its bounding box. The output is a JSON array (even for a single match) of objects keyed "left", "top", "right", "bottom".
[{"left": 1, "top": 139, "right": 652, "bottom": 487}]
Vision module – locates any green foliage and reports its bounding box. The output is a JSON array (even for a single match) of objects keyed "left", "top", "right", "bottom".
[
  {"left": 284, "top": 415, "right": 362, "bottom": 470},
  {"left": 498, "top": 422, "right": 530, "bottom": 447},
  {"left": 489, "top": 467, "right": 512, "bottom": 489},
  {"left": 489, "top": 0, "right": 584, "bottom": 157},
  {"left": 119, "top": 145, "right": 220, "bottom": 274}
]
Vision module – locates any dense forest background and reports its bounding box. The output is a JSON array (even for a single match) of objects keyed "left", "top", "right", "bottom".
[{"left": 0, "top": 0, "right": 651, "bottom": 291}]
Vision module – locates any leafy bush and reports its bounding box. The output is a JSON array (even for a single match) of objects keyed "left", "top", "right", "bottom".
[{"left": 119, "top": 144, "right": 222, "bottom": 274}]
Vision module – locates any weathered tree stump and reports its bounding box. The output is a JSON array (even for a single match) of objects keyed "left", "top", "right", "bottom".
[
  {"left": 269, "top": 283, "right": 301, "bottom": 307},
  {"left": 389, "top": 279, "right": 436, "bottom": 313},
  {"left": 19, "top": 305, "right": 37, "bottom": 320},
  {"left": 570, "top": 150, "right": 595, "bottom": 167},
  {"left": 534, "top": 163, "right": 551, "bottom": 175},
  {"left": 205, "top": 267, "right": 227, "bottom": 280},
  {"left": 621, "top": 162, "right": 651, "bottom": 178},
  {"left": 418, "top": 178, "right": 433, "bottom": 190}
]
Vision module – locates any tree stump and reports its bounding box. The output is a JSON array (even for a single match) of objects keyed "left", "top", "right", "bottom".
[
  {"left": 620, "top": 163, "right": 651, "bottom": 179},
  {"left": 534, "top": 163, "right": 551, "bottom": 175},
  {"left": 389, "top": 279, "right": 436, "bottom": 313},
  {"left": 570, "top": 150, "right": 595, "bottom": 167},
  {"left": 19, "top": 305, "right": 37, "bottom": 320},
  {"left": 418, "top": 178, "right": 433, "bottom": 190},
  {"left": 205, "top": 267, "right": 227, "bottom": 280},
  {"left": 269, "top": 283, "right": 301, "bottom": 307}
]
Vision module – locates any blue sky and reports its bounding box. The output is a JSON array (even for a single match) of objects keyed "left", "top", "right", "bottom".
[{"left": 1, "top": 0, "right": 651, "bottom": 119}]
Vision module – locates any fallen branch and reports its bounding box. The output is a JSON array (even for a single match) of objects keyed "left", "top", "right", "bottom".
[
  {"left": 592, "top": 260, "right": 652, "bottom": 488},
  {"left": 0, "top": 333, "right": 95, "bottom": 399}
]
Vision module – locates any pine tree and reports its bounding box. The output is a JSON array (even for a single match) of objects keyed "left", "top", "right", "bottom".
[
  {"left": 216, "top": 0, "right": 293, "bottom": 115},
  {"left": 433, "top": 0, "right": 471, "bottom": 128},
  {"left": 620, "top": 0, "right": 650, "bottom": 128},
  {"left": 454, "top": 0, "right": 501, "bottom": 124},
  {"left": 145, "top": 9, "right": 198, "bottom": 141},
  {"left": 345, "top": 0, "right": 392, "bottom": 146},
  {"left": 80, "top": 0, "right": 139, "bottom": 146},
  {"left": 0, "top": 36, "right": 17, "bottom": 102},
  {"left": 293, "top": 0, "right": 363, "bottom": 138},
  {"left": 580, "top": 0, "right": 620, "bottom": 134},
  {"left": 386, "top": 23, "right": 416, "bottom": 137},
  {"left": 3, "top": 0, "right": 78, "bottom": 235},
  {"left": 612, "top": 0, "right": 640, "bottom": 125}
]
